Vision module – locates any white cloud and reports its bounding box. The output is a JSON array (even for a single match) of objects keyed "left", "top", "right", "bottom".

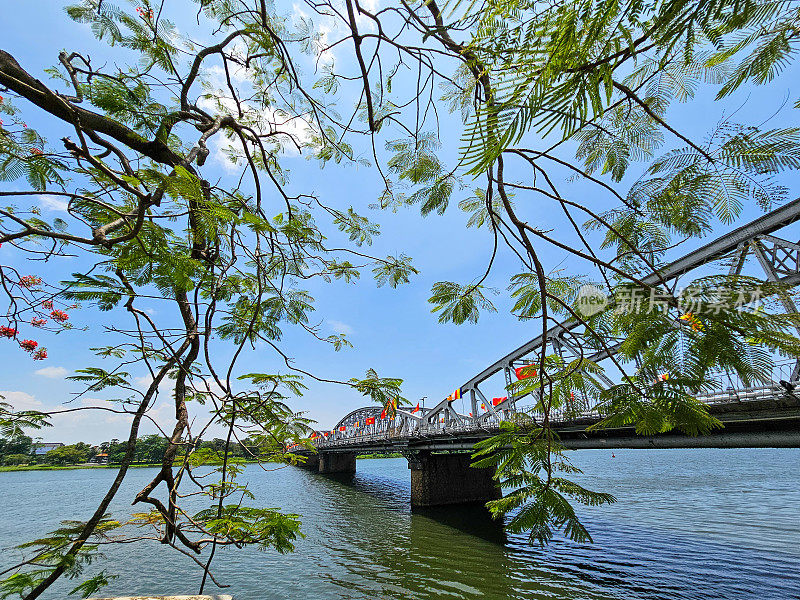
[
  {"left": 205, "top": 131, "right": 243, "bottom": 173},
  {"left": 197, "top": 103, "right": 315, "bottom": 166},
  {"left": 203, "top": 62, "right": 249, "bottom": 88},
  {"left": 80, "top": 398, "right": 111, "bottom": 408},
  {"left": 38, "top": 194, "right": 69, "bottom": 212},
  {"left": 355, "top": 0, "right": 379, "bottom": 31},
  {"left": 34, "top": 366, "right": 69, "bottom": 379},
  {"left": 0, "top": 390, "right": 42, "bottom": 410},
  {"left": 190, "top": 38, "right": 320, "bottom": 169},
  {"left": 292, "top": 2, "right": 309, "bottom": 19},
  {"left": 292, "top": 3, "right": 339, "bottom": 66},
  {"left": 328, "top": 319, "right": 354, "bottom": 335}
]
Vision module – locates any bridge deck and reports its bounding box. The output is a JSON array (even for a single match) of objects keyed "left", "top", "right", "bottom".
[{"left": 311, "top": 389, "right": 800, "bottom": 452}]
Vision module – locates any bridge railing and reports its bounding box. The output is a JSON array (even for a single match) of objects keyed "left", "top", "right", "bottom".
[{"left": 312, "top": 376, "right": 794, "bottom": 449}]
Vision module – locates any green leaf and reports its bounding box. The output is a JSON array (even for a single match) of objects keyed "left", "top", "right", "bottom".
[{"left": 429, "top": 281, "right": 498, "bottom": 324}]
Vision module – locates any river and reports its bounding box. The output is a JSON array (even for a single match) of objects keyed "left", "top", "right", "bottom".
[{"left": 0, "top": 448, "right": 798, "bottom": 599}]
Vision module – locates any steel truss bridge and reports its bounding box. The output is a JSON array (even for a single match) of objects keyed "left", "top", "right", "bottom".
[{"left": 309, "top": 197, "right": 800, "bottom": 456}]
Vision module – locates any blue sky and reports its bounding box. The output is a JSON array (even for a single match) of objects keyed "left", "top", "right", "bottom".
[{"left": 1, "top": 0, "right": 799, "bottom": 443}]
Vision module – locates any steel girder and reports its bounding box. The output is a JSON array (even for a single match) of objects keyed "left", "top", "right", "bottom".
[{"left": 316, "top": 196, "right": 800, "bottom": 446}]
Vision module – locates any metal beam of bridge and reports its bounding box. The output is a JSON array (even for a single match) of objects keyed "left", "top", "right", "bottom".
[
  {"left": 309, "top": 195, "right": 800, "bottom": 445},
  {"left": 311, "top": 388, "right": 800, "bottom": 453},
  {"left": 296, "top": 388, "right": 799, "bottom": 506},
  {"left": 464, "top": 195, "right": 800, "bottom": 393},
  {"left": 295, "top": 199, "right": 800, "bottom": 506}
]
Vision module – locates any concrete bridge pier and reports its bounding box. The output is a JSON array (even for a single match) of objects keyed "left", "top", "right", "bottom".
[
  {"left": 406, "top": 451, "right": 501, "bottom": 508},
  {"left": 293, "top": 453, "right": 320, "bottom": 472},
  {"left": 319, "top": 451, "right": 356, "bottom": 474}
]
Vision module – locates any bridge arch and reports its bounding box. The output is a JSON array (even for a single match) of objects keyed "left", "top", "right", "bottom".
[{"left": 332, "top": 406, "right": 383, "bottom": 430}]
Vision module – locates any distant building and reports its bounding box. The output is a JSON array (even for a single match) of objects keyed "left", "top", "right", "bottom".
[
  {"left": 32, "top": 442, "right": 64, "bottom": 455},
  {"left": 92, "top": 452, "right": 109, "bottom": 464}
]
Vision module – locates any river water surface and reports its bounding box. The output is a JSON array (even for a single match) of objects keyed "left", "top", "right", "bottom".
[{"left": 1, "top": 448, "right": 798, "bottom": 599}]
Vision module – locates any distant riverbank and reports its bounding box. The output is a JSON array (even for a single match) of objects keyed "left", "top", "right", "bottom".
[
  {"left": 0, "top": 452, "right": 403, "bottom": 472},
  {"left": 0, "top": 463, "right": 163, "bottom": 472}
]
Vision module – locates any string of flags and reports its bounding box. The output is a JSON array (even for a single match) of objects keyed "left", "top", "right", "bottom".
[
  {"left": 317, "top": 382, "right": 525, "bottom": 438},
  {"left": 380, "top": 398, "right": 397, "bottom": 419},
  {"left": 304, "top": 360, "right": 568, "bottom": 444}
]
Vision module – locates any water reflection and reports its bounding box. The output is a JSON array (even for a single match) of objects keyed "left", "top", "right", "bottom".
[
  {"left": 0, "top": 451, "right": 798, "bottom": 600},
  {"left": 406, "top": 505, "right": 514, "bottom": 599},
  {"left": 411, "top": 504, "right": 506, "bottom": 545},
  {"left": 307, "top": 468, "right": 516, "bottom": 599},
  {"left": 306, "top": 462, "right": 609, "bottom": 600}
]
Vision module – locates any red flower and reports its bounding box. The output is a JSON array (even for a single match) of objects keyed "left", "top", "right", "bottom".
[
  {"left": 19, "top": 339, "right": 38, "bottom": 352},
  {"left": 31, "top": 318, "right": 47, "bottom": 327},
  {"left": 19, "top": 275, "right": 42, "bottom": 288},
  {"left": 32, "top": 348, "right": 48, "bottom": 360},
  {"left": 0, "top": 326, "right": 17, "bottom": 338},
  {"left": 30, "top": 148, "right": 43, "bottom": 156},
  {"left": 42, "top": 300, "right": 53, "bottom": 309},
  {"left": 50, "top": 309, "right": 69, "bottom": 323}
]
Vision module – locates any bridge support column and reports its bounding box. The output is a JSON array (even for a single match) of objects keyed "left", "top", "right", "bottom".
[
  {"left": 291, "top": 453, "right": 319, "bottom": 472},
  {"left": 319, "top": 451, "right": 356, "bottom": 474},
  {"left": 407, "top": 451, "right": 501, "bottom": 508}
]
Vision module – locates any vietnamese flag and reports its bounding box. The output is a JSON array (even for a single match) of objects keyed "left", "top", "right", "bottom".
[
  {"left": 382, "top": 398, "right": 395, "bottom": 419},
  {"left": 515, "top": 365, "right": 536, "bottom": 379},
  {"left": 339, "top": 426, "right": 347, "bottom": 432},
  {"left": 365, "top": 416, "right": 376, "bottom": 425},
  {"left": 492, "top": 396, "right": 507, "bottom": 406},
  {"left": 411, "top": 402, "right": 420, "bottom": 413}
]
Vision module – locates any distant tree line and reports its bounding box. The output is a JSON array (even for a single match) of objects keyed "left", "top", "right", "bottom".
[{"left": 0, "top": 434, "right": 253, "bottom": 466}]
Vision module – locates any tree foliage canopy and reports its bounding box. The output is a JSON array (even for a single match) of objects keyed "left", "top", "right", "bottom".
[{"left": 0, "top": 0, "right": 799, "bottom": 596}]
